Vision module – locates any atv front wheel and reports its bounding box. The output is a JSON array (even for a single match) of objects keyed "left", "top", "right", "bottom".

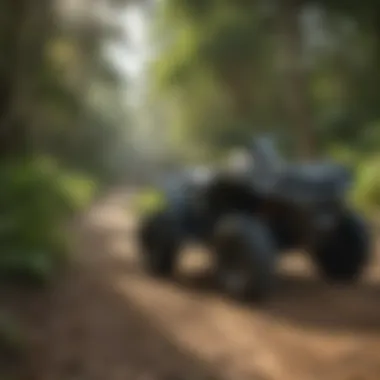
[
  {"left": 311, "top": 211, "right": 370, "bottom": 283},
  {"left": 138, "top": 210, "right": 181, "bottom": 277},
  {"left": 212, "top": 215, "right": 277, "bottom": 302}
]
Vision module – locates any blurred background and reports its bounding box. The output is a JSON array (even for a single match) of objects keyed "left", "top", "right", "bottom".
[{"left": 1, "top": 0, "right": 380, "bottom": 379}]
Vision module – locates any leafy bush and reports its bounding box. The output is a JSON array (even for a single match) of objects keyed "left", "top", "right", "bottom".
[
  {"left": 132, "top": 188, "right": 167, "bottom": 217},
  {"left": 327, "top": 145, "right": 362, "bottom": 169},
  {"left": 326, "top": 146, "right": 380, "bottom": 216},
  {"left": 351, "top": 156, "right": 380, "bottom": 216},
  {"left": 0, "top": 156, "right": 98, "bottom": 285}
]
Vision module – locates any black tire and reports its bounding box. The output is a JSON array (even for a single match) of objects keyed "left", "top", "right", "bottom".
[
  {"left": 311, "top": 211, "right": 370, "bottom": 283},
  {"left": 138, "top": 210, "right": 181, "bottom": 277},
  {"left": 212, "top": 214, "right": 277, "bottom": 302}
]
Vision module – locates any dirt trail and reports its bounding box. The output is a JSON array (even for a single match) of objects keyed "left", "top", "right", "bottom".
[{"left": 29, "top": 190, "right": 380, "bottom": 380}]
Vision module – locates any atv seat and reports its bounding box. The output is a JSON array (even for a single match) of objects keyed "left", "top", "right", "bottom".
[{"left": 249, "top": 137, "right": 350, "bottom": 201}]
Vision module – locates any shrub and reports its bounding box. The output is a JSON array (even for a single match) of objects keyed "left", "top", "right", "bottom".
[
  {"left": 0, "top": 156, "right": 98, "bottom": 285},
  {"left": 132, "top": 187, "right": 167, "bottom": 217},
  {"left": 351, "top": 156, "right": 380, "bottom": 216}
]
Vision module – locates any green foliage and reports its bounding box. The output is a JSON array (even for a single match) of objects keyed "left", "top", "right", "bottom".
[
  {"left": 0, "top": 0, "right": 135, "bottom": 183},
  {"left": 153, "top": 1, "right": 261, "bottom": 88},
  {"left": 150, "top": 0, "right": 289, "bottom": 156},
  {"left": 133, "top": 188, "right": 167, "bottom": 217},
  {"left": 351, "top": 156, "right": 380, "bottom": 215},
  {"left": 151, "top": 26, "right": 199, "bottom": 91},
  {"left": 197, "top": 9, "right": 260, "bottom": 75},
  {"left": 150, "top": 0, "right": 380, "bottom": 167},
  {"left": 0, "top": 157, "right": 97, "bottom": 285},
  {"left": 326, "top": 145, "right": 361, "bottom": 168}
]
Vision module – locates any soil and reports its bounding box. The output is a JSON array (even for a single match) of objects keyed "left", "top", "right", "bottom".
[{"left": 13, "top": 189, "right": 380, "bottom": 379}]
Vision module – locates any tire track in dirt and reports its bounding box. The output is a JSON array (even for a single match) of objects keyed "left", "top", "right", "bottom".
[{"left": 34, "top": 189, "right": 380, "bottom": 380}]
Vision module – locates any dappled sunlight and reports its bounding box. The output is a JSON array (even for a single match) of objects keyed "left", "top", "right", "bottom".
[
  {"left": 2, "top": 0, "right": 380, "bottom": 379},
  {"left": 52, "top": 191, "right": 380, "bottom": 380}
]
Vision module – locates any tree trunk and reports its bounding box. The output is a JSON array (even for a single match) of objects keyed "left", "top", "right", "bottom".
[
  {"left": 278, "top": 0, "right": 315, "bottom": 158},
  {"left": 0, "top": 0, "right": 52, "bottom": 158},
  {"left": 0, "top": 1, "right": 28, "bottom": 157},
  {"left": 224, "top": 64, "right": 256, "bottom": 128}
]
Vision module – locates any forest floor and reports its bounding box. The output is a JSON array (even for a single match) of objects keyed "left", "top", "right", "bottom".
[{"left": 9, "top": 189, "right": 380, "bottom": 380}]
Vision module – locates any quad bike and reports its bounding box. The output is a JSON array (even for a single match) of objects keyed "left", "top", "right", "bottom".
[{"left": 137, "top": 137, "right": 370, "bottom": 302}]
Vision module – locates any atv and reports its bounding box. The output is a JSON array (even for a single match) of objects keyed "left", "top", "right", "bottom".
[{"left": 137, "top": 137, "right": 370, "bottom": 302}]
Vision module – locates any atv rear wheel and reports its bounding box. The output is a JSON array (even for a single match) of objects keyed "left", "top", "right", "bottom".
[
  {"left": 212, "top": 215, "right": 277, "bottom": 302},
  {"left": 311, "top": 211, "right": 370, "bottom": 283}
]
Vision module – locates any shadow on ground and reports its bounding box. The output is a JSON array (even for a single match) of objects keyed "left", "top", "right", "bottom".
[
  {"left": 81, "top": 208, "right": 380, "bottom": 336},
  {"left": 16, "top": 191, "right": 380, "bottom": 380},
  {"left": 171, "top": 266, "right": 380, "bottom": 334},
  {"left": 29, "top": 268, "right": 226, "bottom": 380},
  {"left": 23, "top": 209, "right": 267, "bottom": 380}
]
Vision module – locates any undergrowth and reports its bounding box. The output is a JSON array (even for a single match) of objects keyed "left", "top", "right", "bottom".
[{"left": 0, "top": 156, "right": 97, "bottom": 286}]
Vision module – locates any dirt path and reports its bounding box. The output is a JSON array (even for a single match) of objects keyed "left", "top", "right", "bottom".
[{"left": 29, "top": 190, "right": 380, "bottom": 380}]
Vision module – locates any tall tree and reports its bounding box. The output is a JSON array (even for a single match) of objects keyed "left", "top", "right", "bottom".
[{"left": 277, "top": 0, "right": 316, "bottom": 157}]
